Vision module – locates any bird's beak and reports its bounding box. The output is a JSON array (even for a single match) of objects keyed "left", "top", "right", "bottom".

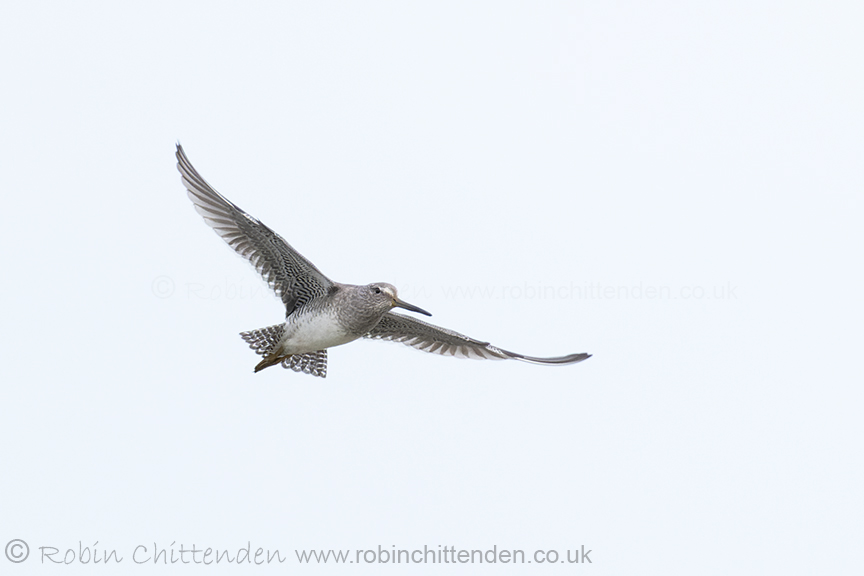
[{"left": 392, "top": 297, "right": 432, "bottom": 317}]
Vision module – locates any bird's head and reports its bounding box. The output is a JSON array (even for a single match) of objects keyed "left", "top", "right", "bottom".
[{"left": 365, "top": 283, "right": 431, "bottom": 316}]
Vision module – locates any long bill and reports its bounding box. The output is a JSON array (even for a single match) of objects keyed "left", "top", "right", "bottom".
[{"left": 392, "top": 297, "right": 432, "bottom": 317}]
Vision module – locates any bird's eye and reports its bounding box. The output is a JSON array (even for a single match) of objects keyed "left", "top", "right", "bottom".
[{"left": 373, "top": 287, "right": 381, "bottom": 294}]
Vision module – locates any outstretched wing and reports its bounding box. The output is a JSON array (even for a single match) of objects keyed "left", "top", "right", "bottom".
[
  {"left": 365, "top": 312, "right": 591, "bottom": 365},
  {"left": 176, "top": 144, "right": 334, "bottom": 315}
]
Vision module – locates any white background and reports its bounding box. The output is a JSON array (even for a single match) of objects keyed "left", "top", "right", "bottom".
[{"left": 1, "top": 1, "right": 862, "bottom": 574}]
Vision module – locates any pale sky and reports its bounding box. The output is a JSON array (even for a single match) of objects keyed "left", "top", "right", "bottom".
[{"left": 1, "top": 1, "right": 862, "bottom": 574}]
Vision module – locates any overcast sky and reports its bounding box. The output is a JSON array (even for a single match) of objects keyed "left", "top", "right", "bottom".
[{"left": 1, "top": 1, "right": 862, "bottom": 574}]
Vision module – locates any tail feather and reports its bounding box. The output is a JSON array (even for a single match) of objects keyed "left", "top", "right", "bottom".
[
  {"left": 240, "top": 324, "right": 285, "bottom": 357},
  {"left": 241, "top": 324, "right": 328, "bottom": 377},
  {"left": 281, "top": 350, "right": 328, "bottom": 378}
]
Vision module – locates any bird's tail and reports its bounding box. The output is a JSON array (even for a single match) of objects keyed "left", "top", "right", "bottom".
[
  {"left": 279, "top": 350, "right": 328, "bottom": 378},
  {"left": 240, "top": 324, "right": 285, "bottom": 357},
  {"left": 240, "top": 324, "right": 328, "bottom": 378}
]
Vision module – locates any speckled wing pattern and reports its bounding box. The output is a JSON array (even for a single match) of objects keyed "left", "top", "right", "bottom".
[
  {"left": 176, "top": 144, "right": 334, "bottom": 315},
  {"left": 366, "top": 312, "right": 591, "bottom": 365}
]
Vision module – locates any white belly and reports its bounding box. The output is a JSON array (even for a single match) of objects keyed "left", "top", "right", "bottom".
[{"left": 280, "top": 312, "right": 358, "bottom": 354}]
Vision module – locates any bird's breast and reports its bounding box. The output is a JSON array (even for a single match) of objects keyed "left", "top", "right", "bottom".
[{"left": 280, "top": 310, "right": 358, "bottom": 354}]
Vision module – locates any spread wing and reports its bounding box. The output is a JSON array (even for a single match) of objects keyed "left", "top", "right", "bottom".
[
  {"left": 365, "top": 312, "right": 591, "bottom": 365},
  {"left": 176, "top": 144, "right": 334, "bottom": 315}
]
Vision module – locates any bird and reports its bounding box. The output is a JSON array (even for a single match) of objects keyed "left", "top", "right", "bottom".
[{"left": 176, "top": 144, "right": 591, "bottom": 378}]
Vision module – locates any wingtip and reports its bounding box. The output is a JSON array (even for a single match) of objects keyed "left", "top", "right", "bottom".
[{"left": 501, "top": 349, "right": 592, "bottom": 366}]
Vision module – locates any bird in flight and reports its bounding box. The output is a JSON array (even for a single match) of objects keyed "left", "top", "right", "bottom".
[{"left": 176, "top": 144, "right": 591, "bottom": 377}]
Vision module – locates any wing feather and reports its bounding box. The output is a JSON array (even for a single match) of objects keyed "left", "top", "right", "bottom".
[
  {"left": 366, "top": 312, "right": 591, "bottom": 365},
  {"left": 176, "top": 144, "right": 334, "bottom": 314}
]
